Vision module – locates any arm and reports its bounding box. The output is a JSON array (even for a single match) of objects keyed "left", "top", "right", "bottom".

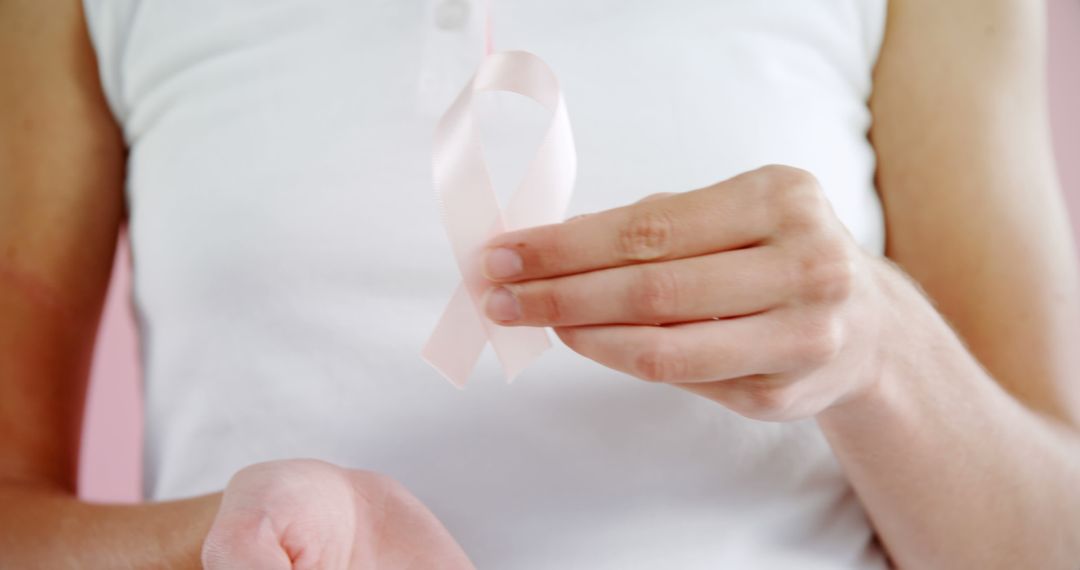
[
  {"left": 0, "top": 4, "right": 476, "bottom": 568},
  {"left": 818, "top": 0, "right": 1080, "bottom": 567},
  {"left": 0, "top": 0, "right": 220, "bottom": 566},
  {"left": 473, "top": 3, "right": 1080, "bottom": 569}
]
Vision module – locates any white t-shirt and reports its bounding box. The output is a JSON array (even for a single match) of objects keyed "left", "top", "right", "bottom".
[{"left": 83, "top": 1, "right": 889, "bottom": 567}]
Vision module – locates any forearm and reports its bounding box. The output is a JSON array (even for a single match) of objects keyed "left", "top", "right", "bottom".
[
  {"left": 0, "top": 483, "right": 220, "bottom": 569},
  {"left": 817, "top": 267, "right": 1080, "bottom": 569}
]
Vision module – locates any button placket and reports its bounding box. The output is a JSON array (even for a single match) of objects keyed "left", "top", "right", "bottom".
[{"left": 434, "top": 0, "right": 471, "bottom": 30}]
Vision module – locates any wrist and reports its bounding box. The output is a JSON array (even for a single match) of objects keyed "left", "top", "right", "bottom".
[
  {"left": 166, "top": 493, "right": 223, "bottom": 570},
  {"left": 818, "top": 257, "right": 953, "bottom": 427}
]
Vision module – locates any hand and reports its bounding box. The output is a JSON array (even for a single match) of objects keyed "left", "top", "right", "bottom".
[
  {"left": 202, "top": 459, "right": 475, "bottom": 570},
  {"left": 481, "top": 165, "right": 901, "bottom": 421}
]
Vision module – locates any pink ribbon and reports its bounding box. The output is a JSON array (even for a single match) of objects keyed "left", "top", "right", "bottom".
[{"left": 422, "top": 50, "right": 576, "bottom": 388}]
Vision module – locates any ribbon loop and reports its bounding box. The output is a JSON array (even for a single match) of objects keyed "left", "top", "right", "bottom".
[{"left": 422, "top": 51, "right": 576, "bottom": 388}]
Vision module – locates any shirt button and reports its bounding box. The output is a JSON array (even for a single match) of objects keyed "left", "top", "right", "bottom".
[{"left": 434, "top": 0, "right": 470, "bottom": 30}]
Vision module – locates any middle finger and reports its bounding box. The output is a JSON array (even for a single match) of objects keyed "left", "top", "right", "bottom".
[{"left": 483, "top": 245, "right": 791, "bottom": 326}]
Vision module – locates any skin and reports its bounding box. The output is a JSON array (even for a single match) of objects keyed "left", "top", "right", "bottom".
[
  {"left": 0, "top": 1, "right": 216, "bottom": 567},
  {"left": 0, "top": 1, "right": 472, "bottom": 568},
  {"left": 0, "top": 0, "right": 1076, "bottom": 569},
  {"left": 480, "top": 1, "right": 1080, "bottom": 567},
  {"left": 202, "top": 460, "right": 474, "bottom": 570}
]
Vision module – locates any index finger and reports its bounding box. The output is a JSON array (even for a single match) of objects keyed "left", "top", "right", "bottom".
[{"left": 483, "top": 166, "right": 797, "bottom": 282}]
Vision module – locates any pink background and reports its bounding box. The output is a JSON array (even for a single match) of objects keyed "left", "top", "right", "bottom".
[{"left": 77, "top": 2, "right": 1080, "bottom": 502}]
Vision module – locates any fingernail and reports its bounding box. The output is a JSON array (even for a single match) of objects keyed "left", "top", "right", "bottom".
[
  {"left": 483, "top": 247, "right": 523, "bottom": 280},
  {"left": 484, "top": 286, "right": 521, "bottom": 323}
]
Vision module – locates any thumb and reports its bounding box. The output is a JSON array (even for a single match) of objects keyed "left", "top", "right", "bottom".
[{"left": 202, "top": 512, "right": 292, "bottom": 570}]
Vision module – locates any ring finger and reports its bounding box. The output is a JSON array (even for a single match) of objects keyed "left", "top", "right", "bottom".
[{"left": 484, "top": 245, "right": 791, "bottom": 326}]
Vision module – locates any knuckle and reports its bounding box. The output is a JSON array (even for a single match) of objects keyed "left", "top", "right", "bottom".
[
  {"left": 760, "top": 166, "right": 827, "bottom": 234},
  {"left": 758, "top": 164, "right": 820, "bottom": 193},
  {"left": 381, "top": 477, "right": 416, "bottom": 504},
  {"left": 352, "top": 474, "right": 431, "bottom": 525},
  {"left": 355, "top": 470, "right": 416, "bottom": 506},
  {"left": 631, "top": 266, "right": 680, "bottom": 321},
  {"left": 761, "top": 163, "right": 816, "bottom": 182},
  {"left": 532, "top": 283, "right": 567, "bottom": 323},
  {"left": 636, "top": 191, "right": 675, "bottom": 204},
  {"left": 734, "top": 381, "right": 799, "bottom": 421},
  {"left": 358, "top": 468, "right": 398, "bottom": 487},
  {"left": 796, "top": 242, "right": 856, "bottom": 304},
  {"left": 228, "top": 459, "right": 311, "bottom": 492},
  {"left": 632, "top": 342, "right": 687, "bottom": 382},
  {"left": 792, "top": 314, "right": 844, "bottom": 369},
  {"left": 618, "top": 208, "right": 675, "bottom": 261},
  {"left": 358, "top": 469, "right": 408, "bottom": 494}
]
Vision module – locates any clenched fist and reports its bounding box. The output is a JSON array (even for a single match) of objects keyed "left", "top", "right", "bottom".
[{"left": 202, "top": 460, "right": 474, "bottom": 569}]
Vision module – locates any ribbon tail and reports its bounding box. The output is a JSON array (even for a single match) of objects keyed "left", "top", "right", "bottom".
[
  {"left": 484, "top": 320, "right": 550, "bottom": 383},
  {"left": 424, "top": 283, "right": 552, "bottom": 386},
  {"left": 422, "top": 284, "right": 487, "bottom": 388}
]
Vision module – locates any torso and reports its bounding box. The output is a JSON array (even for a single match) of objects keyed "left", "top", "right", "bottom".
[{"left": 84, "top": 1, "right": 888, "bottom": 567}]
